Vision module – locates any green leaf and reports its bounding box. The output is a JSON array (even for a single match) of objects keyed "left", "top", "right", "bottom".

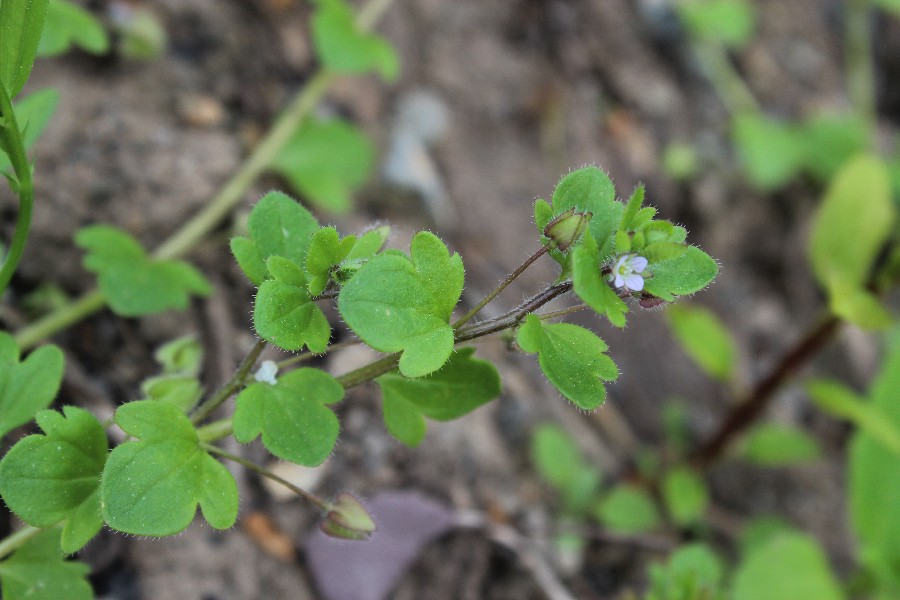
[
  {"left": 376, "top": 348, "right": 501, "bottom": 446},
  {"left": 799, "top": 114, "right": 869, "bottom": 182},
  {"left": 101, "top": 400, "right": 238, "bottom": 536},
  {"left": 676, "top": 0, "right": 755, "bottom": 48},
  {"left": 0, "top": 528, "right": 91, "bottom": 600},
  {"left": 551, "top": 166, "right": 622, "bottom": 261},
  {"left": 230, "top": 190, "right": 320, "bottom": 286},
  {"left": 75, "top": 225, "right": 212, "bottom": 316},
  {"left": 531, "top": 424, "right": 585, "bottom": 491},
  {"left": 647, "top": 543, "right": 724, "bottom": 600},
  {"left": 0, "top": 88, "right": 59, "bottom": 174},
  {"left": 0, "top": 407, "right": 106, "bottom": 553},
  {"left": 346, "top": 226, "right": 389, "bottom": 261},
  {"left": 37, "top": 0, "right": 108, "bottom": 57},
  {"left": 516, "top": 314, "right": 618, "bottom": 410},
  {"left": 662, "top": 467, "right": 709, "bottom": 527},
  {"left": 739, "top": 516, "right": 794, "bottom": 556},
  {"left": 253, "top": 256, "right": 331, "bottom": 352},
  {"left": 270, "top": 119, "right": 375, "bottom": 213},
  {"left": 306, "top": 226, "right": 357, "bottom": 295},
  {"left": 0, "top": 0, "right": 49, "bottom": 99},
  {"left": 732, "top": 113, "right": 804, "bottom": 190},
  {"left": 153, "top": 335, "right": 203, "bottom": 376},
  {"left": 666, "top": 303, "right": 737, "bottom": 381},
  {"left": 849, "top": 340, "right": 900, "bottom": 572},
  {"left": 338, "top": 231, "right": 464, "bottom": 378},
  {"left": 233, "top": 367, "right": 344, "bottom": 466},
  {"left": 809, "top": 155, "right": 895, "bottom": 300},
  {"left": 808, "top": 379, "right": 900, "bottom": 455},
  {"left": 114, "top": 6, "right": 165, "bottom": 60},
  {"left": 572, "top": 232, "right": 628, "bottom": 327},
  {"left": 742, "top": 423, "right": 821, "bottom": 466},
  {"left": 642, "top": 245, "right": 719, "bottom": 302},
  {"left": 594, "top": 485, "right": 661, "bottom": 533},
  {"left": 732, "top": 532, "right": 844, "bottom": 600},
  {"left": 530, "top": 424, "right": 601, "bottom": 515},
  {"left": 141, "top": 376, "right": 203, "bottom": 412},
  {"left": 0, "top": 332, "right": 64, "bottom": 439},
  {"left": 311, "top": 0, "right": 399, "bottom": 81},
  {"left": 874, "top": 0, "right": 900, "bottom": 19},
  {"left": 829, "top": 285, "right": 893, "bottom": 331}
]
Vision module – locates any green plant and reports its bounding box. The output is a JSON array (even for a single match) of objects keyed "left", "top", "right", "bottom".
[{"left": 0, "top": 2, "right": 719, "bottom": 596}]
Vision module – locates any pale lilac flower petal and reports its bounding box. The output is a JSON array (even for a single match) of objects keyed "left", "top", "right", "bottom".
[
  {"left": 610, "top": 253, "right": 649, "bottom": 292},
  {"left": 254, "top": 360, "right": 279, "bottom": 385},
  {"left": 631, "top": 256, "right": 648, "bottom": 272},
  {"left": 624, "top": 273, "right": 645, "bottom": 291}
]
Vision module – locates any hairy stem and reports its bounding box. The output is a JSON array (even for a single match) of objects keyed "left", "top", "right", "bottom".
[
  {"left": 196, "top": 418, "right": 234, "bottom": 443},
  {"left": 0, "top": 82, "right": 35, "bottom": 295},
  {"left": 689, "top": 314, "right": 840, "bottom": 469},
  {"left": 335, "top": 281, "right": 575, "bottom": 389},
  {"left": 13, "top": 289, "right": 106, "bottom": 351},
  {"left": 455, "top": 282, "right": 573, "bottom": 343},
  {"left": 453, "top": 245, "right": 550, "bottom": 329},
  {"left": 190, "top": 339, "right": 267, "bottom": 425},
  {"left": 203, "top": 444, "right": 329, "bottom": 511},
  {"left": 0, "top": 525, "right": 42, "bottom": 560}
]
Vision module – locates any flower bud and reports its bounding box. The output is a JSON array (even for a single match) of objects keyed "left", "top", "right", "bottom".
[
  {"left": 320, "top": 493, "right": 376, "bottom": 541},
  {"left": 543, "top": 209, "right": 591, "bottom": 252}
]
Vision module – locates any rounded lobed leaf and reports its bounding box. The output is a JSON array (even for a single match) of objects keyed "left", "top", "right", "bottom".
[
  {"left": 233, "top": 368, "right": 344, "bottom": 466},
  {"left": 517, "top": 314, "right": 618, "bottom": 410},
  {"left": 101, "top": 401, "right": 238, "bottom": 536},
  {"left": 338, "top": 231, "right": 464, "bottom": 377}
]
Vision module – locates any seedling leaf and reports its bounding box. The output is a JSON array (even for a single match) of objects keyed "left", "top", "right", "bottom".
[
  {"left": 101, "top": 400, "right": 238, "bottom": 536},
  {"left": 0, "top": 332, "right": 64, "bottom": 439},
  {"left": 517, "top": 314, "right": 618, "bottom": 410},
  {"left": 233, "top": 368, "right": 344, "bottom": 466},
  {"left": 75, "top": 225, "right": 211, "bottom": 316},
  {"left": 338, "top": 231, "right": 464, "bottom": 377},
  {"left": 376, "top": 348, "right": 500, "bottom": 445}
]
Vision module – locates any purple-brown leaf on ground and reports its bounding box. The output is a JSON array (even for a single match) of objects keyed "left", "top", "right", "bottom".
[{"left": 305, "top": 490, "right": 456, "bottom": 600}]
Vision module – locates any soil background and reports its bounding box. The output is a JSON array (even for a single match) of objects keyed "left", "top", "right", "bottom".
[{"left": 2, "top": 0, "right": 896, "bottom": 598}]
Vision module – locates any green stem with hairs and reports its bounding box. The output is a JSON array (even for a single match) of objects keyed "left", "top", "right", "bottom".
[
  {"left": 0, "top": 82, "right": 35, "bottom": 295},
  {"left": 203, "top": 444, "right": 329, "bottom": 511},
  {"left": 0, "top": 525, "right": 42, "bottom": 561}
]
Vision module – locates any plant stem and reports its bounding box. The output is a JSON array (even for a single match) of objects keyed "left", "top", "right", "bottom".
[
  {"left": 152, "top": 71, "right": 334, "bottom": 261},
  {"left": 0, "top": 82, "right": 35, "bottom": 295},
  {"left": 455, "top": 282, "right": 573, "bottom": 343},
  {"left": 453, "top": 245, "right": 550, "bottom": 329},
  {"left": 689, "top": 314, "right": 840, "bottom": 469},
  {"left": 203, "top": 443, "right": 329, "bottom": 511},
  {"left": 196, "top": 418, "right": 233, "bottom": 443},
  {"left": 10, "top": 0, "right": 396, "bottom": 348},
  {"left": 13, "top": 289, "right": 106, "bottom": 351},
  {"left": 844, "top": 0, "right": 876, "bottom": 128},
  {"left": 336, "top": 281, "right": 576, "bottom": 389},
  {"left": 0, "top": 525, "right": 42, "bottom": 560},
  {"left": 337, "top": 353, "right": 400, "bottom": 388},
  {"left": 692, "top": 42, "right": 759, "bottom": 115},
  {"left": 190, "top": 339, "right": 266, "bottom": 425}
]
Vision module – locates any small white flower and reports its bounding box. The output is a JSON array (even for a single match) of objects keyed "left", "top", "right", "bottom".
[
  {"left": 611, "top": 254, "right": 648, "bottom": 292},
  {"left": 254, "top": 360, "right": 279, "bottom": 385}
]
